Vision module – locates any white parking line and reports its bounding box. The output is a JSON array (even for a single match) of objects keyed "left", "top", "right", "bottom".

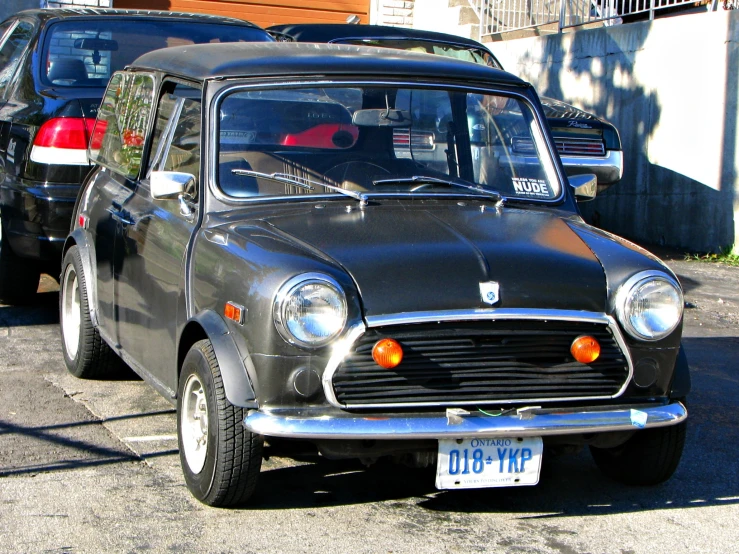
[{"left": 123, "top": 435, "right": 177, "bottom": 443}]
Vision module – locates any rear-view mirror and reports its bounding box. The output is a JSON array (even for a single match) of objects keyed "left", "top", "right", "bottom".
[
  {"left": 74, "top": 38, "right": 119, "bottom": 52},
  {"left": 352, "top": 109, "right": 411, "bottom": 127}
]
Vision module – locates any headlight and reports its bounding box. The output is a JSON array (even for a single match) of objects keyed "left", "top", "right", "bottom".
[
  {"left": 615, "top": 271, "right": 683, "bottom": 341},
  {"left": 273, "top": 273, "right": 347, "bottom": 348}
]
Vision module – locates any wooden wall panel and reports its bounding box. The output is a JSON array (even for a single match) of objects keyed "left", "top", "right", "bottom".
[{"left": 114, "top": 0, "right": 371, "bottom": 28}]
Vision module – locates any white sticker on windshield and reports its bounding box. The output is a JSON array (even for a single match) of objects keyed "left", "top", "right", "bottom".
[{"left": 511, "top": 177, "right": 550, "bottom": 198}]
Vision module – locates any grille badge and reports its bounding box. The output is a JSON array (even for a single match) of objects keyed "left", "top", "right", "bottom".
[{"left": 479, "top": 282, "right": 500, "bottom": 305}]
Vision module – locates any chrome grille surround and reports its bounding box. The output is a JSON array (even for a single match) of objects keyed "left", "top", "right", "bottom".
[{"left": 322, "top": 309, "right": 633, "bottom": 409}]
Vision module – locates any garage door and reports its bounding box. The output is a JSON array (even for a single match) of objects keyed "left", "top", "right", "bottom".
[{"left": 113, "top": 0, "right": 371, "bottom": 28}]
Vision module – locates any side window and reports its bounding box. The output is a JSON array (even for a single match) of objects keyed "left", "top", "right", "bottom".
[
  {"left": 0, "top": 21, "right": 34, "bottom": 98},
  {"left": 90, "top": 71, "right": 155, "bottom": 179},
  {"left": 147, "top": 82, "right": 201, "bottom": 192}
]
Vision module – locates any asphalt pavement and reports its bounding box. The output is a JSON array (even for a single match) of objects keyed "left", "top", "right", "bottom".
[{"left": 0, "top": 247, "right": 737, "bottom": 553}]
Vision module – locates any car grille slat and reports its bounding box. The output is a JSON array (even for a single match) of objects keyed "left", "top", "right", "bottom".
[
  {"left": 331, "top": 321, "right": 629, "bottom": 407},
  {"left": 512, "top": 136, "right": 606, "bottom": 157}
]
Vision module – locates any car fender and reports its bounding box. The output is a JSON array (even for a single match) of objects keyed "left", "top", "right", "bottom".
[
  {"left": 185, "top": 310, "right": 258, "bottom": 409},
  {"left": 63, "top": 229, "right": 99, "bottom": 327},
  {"left": 669, "top": 343, "right": 691, "bottom": 399}
]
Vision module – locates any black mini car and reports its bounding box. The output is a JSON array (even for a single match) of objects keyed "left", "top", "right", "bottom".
[
  {"left": 0, "top": 8, "right": 273, "bottom": 304},
  {"left": 268, "top": 24, "right": 623, "bottom": 190},
  {"left": 61, "top": 42, "right": 687, "bottom": 507}
]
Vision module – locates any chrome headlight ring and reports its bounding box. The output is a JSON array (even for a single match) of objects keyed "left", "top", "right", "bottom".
[
  {"left": 615, "top": 270, "right": 684, "bottom": 342},
  {"left": 273, "top": 273, "right": 348, "bottom": 349}
]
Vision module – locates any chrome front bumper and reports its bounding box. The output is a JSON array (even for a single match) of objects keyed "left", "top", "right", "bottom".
[{"left": 243, "top": 401, "right": 686, "bottom": 440}]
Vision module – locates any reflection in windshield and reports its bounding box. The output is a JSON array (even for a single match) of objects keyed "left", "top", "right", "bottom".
[{"left": 217, "top": 85, "right": 560, "bottom": 202}]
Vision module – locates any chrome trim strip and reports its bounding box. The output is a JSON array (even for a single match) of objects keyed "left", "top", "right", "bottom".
[
  {"left": 244, "top": 401, "right": 687, "bottom": 440},
  {"left": 365, "top": 308, "right": 609, "bottom": 327},
  {"left": 321, "top": 309, "right": 634, "bottom": 410},
  {"left": 322, "top": 322, "right": 366, "bottom": 407}
]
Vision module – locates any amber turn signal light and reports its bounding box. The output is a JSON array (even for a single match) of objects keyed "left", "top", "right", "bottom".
[
  {"left": 570, "top": 335, "right": 601, "bottom": 363},
  {"left": 224, "top": 301, "right": 244, "bottom": 325},
  {"left": 372, "top": 338, "right": 403, "bottom": 369}
]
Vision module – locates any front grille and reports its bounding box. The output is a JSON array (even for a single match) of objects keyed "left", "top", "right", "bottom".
[
  {"left": 331, "top": 321, "right": 629, "bottom": 408},
  {"left": 512, "top": 136, "right": 606, "bottom": 157}
]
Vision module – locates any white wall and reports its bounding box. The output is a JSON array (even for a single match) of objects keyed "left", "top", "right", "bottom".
[{"left": 492, "top": 11, "right": 739, "bottom": 253}]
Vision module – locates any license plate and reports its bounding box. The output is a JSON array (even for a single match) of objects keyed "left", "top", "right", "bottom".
[{"left": 435, "top": 437, "right": 543, "bottom": 489}]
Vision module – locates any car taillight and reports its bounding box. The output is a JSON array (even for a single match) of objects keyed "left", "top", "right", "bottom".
[
  {"left": 33, "top": 117, "right": 94, "bottom": 149},
  {"left": 30, "top": 117, "right": 95, "bottom": 166}
]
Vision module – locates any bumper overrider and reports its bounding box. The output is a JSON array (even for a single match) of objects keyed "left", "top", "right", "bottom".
[{"left": 243, "top": 401, "right": 687, "bottom": 440}]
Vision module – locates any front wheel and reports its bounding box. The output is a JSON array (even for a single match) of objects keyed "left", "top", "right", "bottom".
[
  {"left": 590, "top": 420, "right": 687, "bottom": 486},
  {"left": 178, "top": 339, "right": 263, "bottom": 507}
]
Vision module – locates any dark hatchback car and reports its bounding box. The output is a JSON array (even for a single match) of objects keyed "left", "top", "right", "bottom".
[
  {"left": 268, "top": 24, "right": 623, "bottom": 190},
  {"left": 0, "top": 8, "right": 273, "bottom": 304},
  {"left": 61, "top": 42, "right": 687, "bottom": 507}
]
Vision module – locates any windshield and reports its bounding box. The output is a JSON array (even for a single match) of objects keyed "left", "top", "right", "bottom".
[
  {"left": 42, "top": 19, "right": 271, "bottom": 88},
  {"left": 336, "top": 39, "right": 501, "bottom": 68},
  {"left": 217, "top": 85, "right": 561, "bottom": 202}
]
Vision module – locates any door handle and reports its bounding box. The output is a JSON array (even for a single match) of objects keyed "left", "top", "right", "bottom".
[{"left": 107, "top": 207, "right": 135, "bottom": 227}]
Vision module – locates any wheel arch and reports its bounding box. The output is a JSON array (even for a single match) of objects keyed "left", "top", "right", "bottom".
[
  {"left": 62, "top": 230, "right": 99, "bottom": 327},
  {"left": 178, "top": 310, "right": 258, "bottom": 409}
]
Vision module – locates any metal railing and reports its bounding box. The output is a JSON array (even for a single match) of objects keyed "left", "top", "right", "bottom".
[{"left": 471, "top": 0, "right": 718, "bottom": 38}]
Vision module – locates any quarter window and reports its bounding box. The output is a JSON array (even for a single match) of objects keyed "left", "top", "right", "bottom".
[
  {"left": 0, "top": 21, "right": 33, "bottom": 99},
  {"left": 148, "top": 83, "right": 202, "bottom": 190},
  {"left": 89, "top": 71, "right": 155, "bottom": 179}
]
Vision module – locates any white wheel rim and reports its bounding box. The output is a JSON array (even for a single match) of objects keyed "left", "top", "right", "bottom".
[
  {"left": 181, "top": 374, "right": 209, "bottom": 474},
  {"left": 61, "top": 264, "right": 81, "bottom": 360}
]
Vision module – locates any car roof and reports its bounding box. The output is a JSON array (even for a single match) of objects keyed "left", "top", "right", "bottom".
[
  {"left": 267, "top": 23, "right": 492, "bottom": 52},
  {"left": 16, "top": 8, "right": 262, "bottom": 28},
  {"left": 129, "top": 42, "right": 525, "bottom": 86}
]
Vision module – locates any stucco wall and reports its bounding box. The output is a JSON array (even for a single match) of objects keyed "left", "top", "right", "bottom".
[
  {"left": 492, "top": 11, "right": 739, "bottom": 253},
  {"left": 371, "top": 0, "right": 415, "bottom": 27}
]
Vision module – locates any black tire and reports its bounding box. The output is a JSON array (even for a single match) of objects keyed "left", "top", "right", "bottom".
[
  {"left": 0, "top": 213, "right": 40, "bottom": 305},
  {"left": 590, "top": 420, "right": 687, "bottom": 486},
  {"left": 60, "top": 245, "right": 122, "bottom": 378},
  {"left": 177, "top": 339, "right": 263, "bottom": 507}
]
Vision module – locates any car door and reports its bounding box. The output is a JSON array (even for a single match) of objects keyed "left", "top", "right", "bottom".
[
  {"left": 84, "top": 71, "right": 156, "bottom": 344},
  {"left": 114, "top": 81, "right": 201, "bottom": 391}
]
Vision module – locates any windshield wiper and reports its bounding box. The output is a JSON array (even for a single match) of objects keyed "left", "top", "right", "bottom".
[
  {"left": 372, "top": 175, "right": 504, "bottom": 203},
  {"left": 232, "top": 169, "right": 368, "bottom": 205}
]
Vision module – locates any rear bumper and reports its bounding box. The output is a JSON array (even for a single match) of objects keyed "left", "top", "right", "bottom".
[
  {"left": 560, "top": 150, "right": 623, "bottom": 186},
  {"left": 243, "top": 401, "right": 687, "bottom": 440},
  {"left": 1, "top": 182, "right": 77, "bottom": 262}
]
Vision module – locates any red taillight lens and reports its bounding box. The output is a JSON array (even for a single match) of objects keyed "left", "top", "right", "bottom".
[
  {"left": 89, "top": 120, "right": 108, "bottom": 151},
  {"left": 33, "top": 117, "right": 95, "bottom": 149}
]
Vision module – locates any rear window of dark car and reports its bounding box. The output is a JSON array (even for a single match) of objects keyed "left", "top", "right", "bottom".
[{"left": 41, "top": 18, "right": 273, "bottom": 87}]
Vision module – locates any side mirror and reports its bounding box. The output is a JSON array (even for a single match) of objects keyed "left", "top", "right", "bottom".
[
  {"left": 569, "top": 174, "right": 597, "bottom": 202},
  {"left": 151, "top": 171, "right": 195, "bottom": 200}
]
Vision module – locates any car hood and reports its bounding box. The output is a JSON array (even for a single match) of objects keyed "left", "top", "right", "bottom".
[{"left": 254, "top": 202, "right": 607, "bottom": 318}]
